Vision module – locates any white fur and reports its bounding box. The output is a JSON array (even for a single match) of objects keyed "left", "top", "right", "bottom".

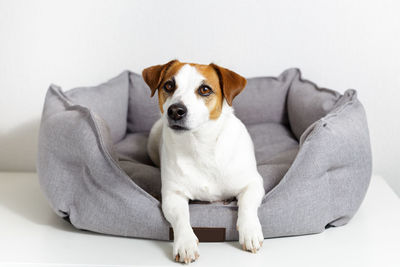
[{"left": 147, "top": 64, "right": 265, "bottom": 263}]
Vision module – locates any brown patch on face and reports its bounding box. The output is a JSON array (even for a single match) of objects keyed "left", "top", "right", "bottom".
[
  {"left": 143, "top": 60, "right": 246, "bottom": 119},
  {"left": 209, "top": 63, "right": 247, "bottom": 106},
  {"left": 195, "top": 65, "right": 224, "bottom": 120},
  {"left": 157, "top": 62, "right": 186, "bottom": 113},
  {"left": 142, "top": 60, "right": 185, "bottom": 113}
]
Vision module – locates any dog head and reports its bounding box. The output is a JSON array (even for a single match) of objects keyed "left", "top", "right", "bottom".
[{"left": 142, "top": 60, "right": 247, "bottom": 132}]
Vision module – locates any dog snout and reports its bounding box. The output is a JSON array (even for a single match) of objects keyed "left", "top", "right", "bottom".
[{"left": 168, "top": 103, "right": 187, "bottom": 121}]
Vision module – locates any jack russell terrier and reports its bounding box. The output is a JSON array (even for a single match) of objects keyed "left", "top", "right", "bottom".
[{"left": 142, "top": 60, "right": 265, "bottom": 264}]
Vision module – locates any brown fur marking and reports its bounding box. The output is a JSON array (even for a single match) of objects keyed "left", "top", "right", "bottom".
[
  {"left": 195, "top": 65, "right": 224, "bottom": 120},
  {"left": 142, "top": 60, "right": 246, "bottom": 119},
  {"left": 156, "top": 61, "right": 185, "bottom": 113},
  {"left": 210, "top": 63, "right": 247, "bottom": 106}
]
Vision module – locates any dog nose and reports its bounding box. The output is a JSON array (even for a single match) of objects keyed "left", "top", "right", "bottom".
[{"left": 168, "top": 103, "right": 187, "bottom": 121}]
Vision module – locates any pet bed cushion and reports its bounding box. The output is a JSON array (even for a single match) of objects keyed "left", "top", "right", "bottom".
[{"left": 37, "top": 68, "right": 372, "bottom": 241}]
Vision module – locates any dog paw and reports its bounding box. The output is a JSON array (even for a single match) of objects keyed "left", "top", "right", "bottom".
[
  {"left": 237, "top": 216, "right": 264, "bottom": 253},
  {"left": 173, "top": 232, "right": 199, "bottom": 264}
]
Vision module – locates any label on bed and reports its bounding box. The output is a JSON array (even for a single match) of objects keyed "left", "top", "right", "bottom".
[{"left": 169, "top": 227, "right": 226, "bottom": 242}]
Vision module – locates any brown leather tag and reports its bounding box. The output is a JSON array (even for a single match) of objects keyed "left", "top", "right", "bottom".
[{"left": 169, "top": 227, "right": 226, "bottom": 242}]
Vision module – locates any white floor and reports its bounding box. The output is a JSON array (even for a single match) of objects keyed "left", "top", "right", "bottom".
[{"left": 0, "top": 172, "right": 399, "bottom": 267}]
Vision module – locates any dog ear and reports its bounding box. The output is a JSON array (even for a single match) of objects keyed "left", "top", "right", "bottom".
[
  {"left": 142, "top": 60, "right": 178, "bottom": 97},
  {"left": 210, "top": 63, "right": 247, "bottom": 106}
]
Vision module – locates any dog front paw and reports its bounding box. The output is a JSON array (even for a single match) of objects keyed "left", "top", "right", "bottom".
[
  {"left": 237, "top": 216, "right": 264, "bottom": 253},
  {"left": 173, "top": 231, "right": 199, "bottom": 264}
]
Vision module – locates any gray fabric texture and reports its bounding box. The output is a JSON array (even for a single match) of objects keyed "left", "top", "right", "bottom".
[{"left": 37, "top": 68, "right": 372, "bottom": 240}]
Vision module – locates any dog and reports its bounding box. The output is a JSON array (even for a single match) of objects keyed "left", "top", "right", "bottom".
[{"left": 142, "top": 60, "right": 265, "bottom": 264}]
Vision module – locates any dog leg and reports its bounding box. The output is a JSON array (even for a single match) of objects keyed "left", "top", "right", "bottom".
[
  {"left": 236, "top": 179, "right": 265, "bottom": 253},
  {"left": 162, "top": 191, "right": 199, "bottom": 264}
]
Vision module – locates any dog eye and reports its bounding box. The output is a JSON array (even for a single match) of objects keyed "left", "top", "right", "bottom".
[
  {"left": 163, "top": 81, "right": 175, "bottom": 92},
  {"left": 198, "top": 85, "right": 212, "bottom": 96}
]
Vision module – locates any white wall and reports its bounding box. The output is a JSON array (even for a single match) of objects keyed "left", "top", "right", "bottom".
[{"left": 0, "top": 0, "right": 399, "bottom": 195}]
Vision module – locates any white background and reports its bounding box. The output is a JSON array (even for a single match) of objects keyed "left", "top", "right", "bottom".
[{"left": 0, "top": 0, "right": 399, "bottom": 195}]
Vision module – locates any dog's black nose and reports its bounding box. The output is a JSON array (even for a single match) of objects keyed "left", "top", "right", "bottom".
[{"left": 168, "top": 103, "right": 187, "bottom": 121}]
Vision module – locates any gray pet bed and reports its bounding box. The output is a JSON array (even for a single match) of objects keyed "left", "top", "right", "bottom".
[{"left": 37, "top": 68, "right": 372, "bottom": 241}]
